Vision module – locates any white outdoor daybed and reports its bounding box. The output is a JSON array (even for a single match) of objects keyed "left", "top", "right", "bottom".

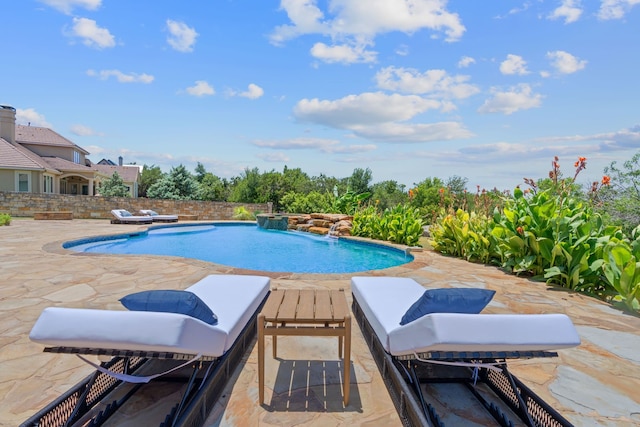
[
  {"left": 25, "top": 274, "right": 271, "bottom": 427},
  {"left": 110, "top": 209, "right": 153, "bottom": 224},
  {"left": 351, "top": 276, "right": 581, "bottom": 427},
  {"left": 139, "top": 209, "right": 179, "bottom": 223}
]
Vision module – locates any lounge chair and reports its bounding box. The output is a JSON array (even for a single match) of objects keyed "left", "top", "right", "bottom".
[
  {"left": 110, "top": 209, "right": 153, "bottom": 224},
  {"left": 24, "top": 274, "right": 271, "bottom": 427},
  {"left": 139, "top": 209, "right": 179, "bottom": 222},
  {"left": 351, "top": 276, "right": 581, "bottom": 427}
]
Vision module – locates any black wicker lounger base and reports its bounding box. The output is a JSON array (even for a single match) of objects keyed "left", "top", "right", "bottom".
[
  {"left": 21, "top": 296, "right": 267, "bottom": 427},
  {"left": 352, "top": 295, "right": 574, "bottom": 427}
]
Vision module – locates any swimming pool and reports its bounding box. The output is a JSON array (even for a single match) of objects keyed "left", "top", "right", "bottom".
[{"left": 65, "top": 223, "right": 413, "bottom": 273}]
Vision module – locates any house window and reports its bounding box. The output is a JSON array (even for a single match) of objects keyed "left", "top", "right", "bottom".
[
  {"left": 74, "top": 150, "right": 80, "bottom": 164},
  {"left": 43, "top": 175, "right": 54, "bottom": 193},
  {"left": 16, "top": 172, "right": 31, "bottom": 192}
]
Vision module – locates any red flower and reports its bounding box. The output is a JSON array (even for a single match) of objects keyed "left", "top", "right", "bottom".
[
  {"left": 516, "top": 226, "right": 524, "bottom": 235},
  {"left": 602, "top": 175, "right": 611, "bottom": 186}
]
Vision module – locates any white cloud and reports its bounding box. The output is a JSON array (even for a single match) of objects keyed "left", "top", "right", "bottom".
[
  {"left": 499, "top": 54, "right": 529, "bottom": 75},
  {"left": 166, "top": 20, "right": 198, "bottom": 52},
  {"left": 38, "top": 0, "right": 101, "bottom": 14},
  {"left": 478, "top": 84, "right": 543, "bottom": 115},
  {"left": 293, "top": 92, "right": 473, "bottom": 142},
  {"left": 548, "top": 0, "right": 583, "bottom": 23},
  {"left": 294, "top": 92, "right": 441, "bottom": 128},
  {"left": 87, "top": 69, "right": 154, "bottom": 83},
  {"left": 547, "top": 50, "right": 587, "bottom": 74},
  {"left": 185, "top": 81, "right": 215, "bottom": 97},
  {"left": 15, "top": 108, "right": 52, "bottom": 127},
  {"left": 395, "top": 44, "right": 409, "bottom": 56},
  {"left": 323, "top": 144, "right": 377, "bottom": 153},
  {"left": 457, "top": 56, "right": 475, "bottom": 68},
  {"left": 239, "top": 83, "right": 264, "bottom": 99},
  {"left": 310, "top": 42, "right": 377, "bottom": 64},
  {"left": 374, "top": 66, "right": 479, "bottom": 100},
  {"left": 598, "top": 0, "right": 640, "bottom": 20},
  {"left": 70, "top": 17, "right": 115, "bottom": 49},
  {"left": 253, "top": 137, "right": 340, "bottom": 150},
  {"left": 257, "top": 152, "right": 290, "bottom": 162},
  {"left": 354, "top": 122, "right": 474, "bottom": 142},
  {"left": 253, "top": 137, "right": 377, "bottom": 154},
  {"left": 270, "top": 0, "right": 466, "bottom": 64},
  {"left": 70, "top": 124, "right": 103, "bottom": 136}
]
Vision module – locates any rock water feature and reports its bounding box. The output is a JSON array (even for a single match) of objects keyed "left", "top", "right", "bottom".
[{"left": 256, "top": 213, "right": 353, "bottom": 237}]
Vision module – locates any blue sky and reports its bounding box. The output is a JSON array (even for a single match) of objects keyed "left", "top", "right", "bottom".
[{"left": 3, "top": 0, "right": 639, "bottom": 191}]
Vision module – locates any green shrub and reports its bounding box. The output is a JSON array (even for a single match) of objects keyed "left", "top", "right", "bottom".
[
  {"left": 232, "top": 206, "right": 255, "bottom": 220},
  {"left": 0, "top": 213, "right": 11, "bottom": 226},
  {"left": 280, "top": 191, "right": 334, "bottom": 214}
]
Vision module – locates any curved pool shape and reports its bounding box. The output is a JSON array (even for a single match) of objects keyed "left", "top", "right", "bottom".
[{"left": 65, "top": 223, "right": 413, "bottom": 274}]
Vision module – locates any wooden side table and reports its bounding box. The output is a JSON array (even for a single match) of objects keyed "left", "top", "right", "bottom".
[{"left": 257, "top": 288, "right": 351, "bottom": 406}]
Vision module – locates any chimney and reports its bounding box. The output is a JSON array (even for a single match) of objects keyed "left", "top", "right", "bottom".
[
  {"left": 0, "top": 105, "right": 16, "bottom": 144},
  {"left": 118, "top": 156, "right": 123, "bottom": 166}
]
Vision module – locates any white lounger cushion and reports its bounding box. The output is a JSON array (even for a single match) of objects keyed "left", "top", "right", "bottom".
[
  {"left": 139, "top": 210, "right": 178, "bottom": 221},
  {"left": 351, "top": 276, "right": 581, "bottom": 357},
  {"left": 30, "top": 274, "right": 270, "bottom": 358}
]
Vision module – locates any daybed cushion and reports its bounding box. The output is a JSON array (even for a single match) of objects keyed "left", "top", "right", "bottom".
[
  {"left": 400, "top": 288, "right": 495, "bottom": 325},
  {"left": 351, "top": 276, "right": 581, "bottom": 356},
  {"left": 30, "top": 275, "right": 270, "bottom": 358},
  {"left": 120, "top": 290, "right": 218, "bottom": 325}
]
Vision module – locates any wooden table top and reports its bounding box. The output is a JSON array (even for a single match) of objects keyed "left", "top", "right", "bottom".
[{"left": 260, "top": 289, "right": 349, "bottom": 324}]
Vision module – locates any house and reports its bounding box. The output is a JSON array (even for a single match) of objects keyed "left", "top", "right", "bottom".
[{"left": 0, "top": 105, "right": 138, "bottom": 197}]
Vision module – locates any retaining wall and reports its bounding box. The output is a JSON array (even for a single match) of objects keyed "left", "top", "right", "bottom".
[{"left": 0, "top": 192, "right": 271, "bottom": 220}]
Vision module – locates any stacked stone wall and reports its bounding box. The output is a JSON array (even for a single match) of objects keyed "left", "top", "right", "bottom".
[{"left": 0, "top": 192, "right": 270, "bottom": 220}]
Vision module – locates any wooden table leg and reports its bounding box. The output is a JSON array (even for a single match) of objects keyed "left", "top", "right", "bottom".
[
  {"left": 258, "top": 313, "right": 265, "bottom": 404},
  {"left": 272, "top": 323, "right": 279, "bottom": 358},
  {"left": 343, "top": 315, "right": 351, "bottom": 406}
]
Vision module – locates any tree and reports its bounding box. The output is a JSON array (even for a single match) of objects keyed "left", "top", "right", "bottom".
[
  {"left": 348, "top": 167, "right": 373, "bottom": 195},
  {"left": 147, "top": 164, "right": 199, "bottom": 200},
  {"left": 371, "top": 180, "right": 407, "bottom": 211},
  {"left": 409, "top": 177, "right": 449, "bottom": 223},
  {"left": 99, "top": 171, "right": 129, "bottom": 197},
  {"left": 138, "top": 164, "right": 163, "bottom": 197},
  {"left": 194, "top": 162, "right": 207, "bottom": 183},
  {"left": 198, "top": 172, "right": 228, "bottom": 201},
  {"left": 599, "top": 151, "right": 640, "bottom": 234},
  {"left": 229, "top": 167, "right": 261, "bottom": 203}
]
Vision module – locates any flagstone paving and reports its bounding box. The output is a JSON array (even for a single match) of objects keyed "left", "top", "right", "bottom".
[{"left": 1, "top": 219, "right": 639, "bottom": 426}]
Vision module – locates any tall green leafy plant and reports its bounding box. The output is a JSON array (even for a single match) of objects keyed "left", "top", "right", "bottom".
[
  {"left": 430, "top": 209, "right": 493, "bottom": 264},
  {"left": 602, "top": 226, "right": 640, "bottom": 312},
  {"left": 352, "top": 203, "right": 424, "bottom": 246}
]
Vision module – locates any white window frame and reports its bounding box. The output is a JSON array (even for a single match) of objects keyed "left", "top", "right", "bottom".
[
  {"left": 43, "top": 174, "right": 54, "bottom": 193},
  {"left": 15, "top": 171, "right": 31, "bottom": 192},
  {"left": 74, "top": 150, "right": 80, "bottom": 164}
]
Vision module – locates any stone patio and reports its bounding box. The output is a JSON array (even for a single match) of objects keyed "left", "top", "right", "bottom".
[{"left": 0, "top": 219, "right": 639, "bottom": 426}]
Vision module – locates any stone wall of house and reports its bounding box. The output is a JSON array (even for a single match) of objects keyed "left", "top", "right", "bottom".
[{"left": 0, "top": 192, "right": 271, "bottom": 220}]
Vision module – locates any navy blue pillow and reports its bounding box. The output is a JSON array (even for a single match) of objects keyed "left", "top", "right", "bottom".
[
  {"left": 399, "top": 288, "right": 495, "bottom": 325},
  {"left": 120, "top": 290, "right": 218, "bottom": 325}
]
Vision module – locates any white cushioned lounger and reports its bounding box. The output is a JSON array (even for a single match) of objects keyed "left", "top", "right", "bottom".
[
  {"left": 139, "top": 209, "right": 179, "bottom": 222},
  {"left": 351, "top": 276, "right": 581, "bottom": 357},
  {"left": 30, "top": 274, "right": 271, "bottom": 358},
  {"left": 110, "top": 209, "right": 153, "bottom": 224}
]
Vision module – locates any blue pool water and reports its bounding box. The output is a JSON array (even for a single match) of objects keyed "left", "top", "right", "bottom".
[{"left": 65, "top": 223, "right": 413, "bottom": 273}]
